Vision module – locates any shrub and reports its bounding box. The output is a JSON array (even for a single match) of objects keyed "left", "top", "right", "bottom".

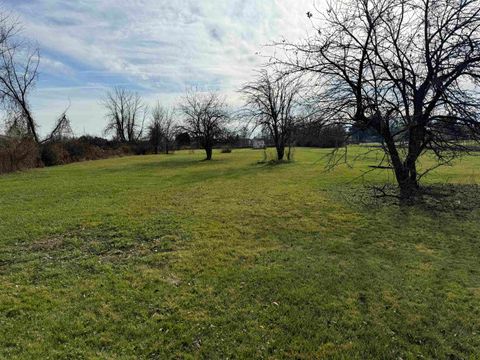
[
  {"left": 221, "top": 146, "right": 232, "bottom": 153},
  {"left": 0, "top": 135, "right": 151, "bottom": 175},
  {"left": 42, "top": 139, "right": 134, "bottom": 166},
  {"left": 40, "top": 143, "right": 69, "bottom": 166},
  {"left": 83, "top": 145, "right": 107, "bottom": 160},
  {"left": 77, "top": 135, "right": 125, "bottom": 150},
  {"left": 65, "top": 140, "right": 87, "bottom": 161},
  {"left": 77, "top": 135, "right": 110, "bottom": 149},
  {"left": 132, "top": 141, "right": 151, "bottom": 155},
  {"left": 0, "top": 138, "right": 41, "bottom": 174}
]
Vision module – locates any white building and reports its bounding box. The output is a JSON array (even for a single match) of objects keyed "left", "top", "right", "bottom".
[{"left": 252, "top": 139, "right": 266, "bottom": 149}]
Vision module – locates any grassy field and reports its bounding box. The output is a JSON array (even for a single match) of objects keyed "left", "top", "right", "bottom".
[{"left": 1, "top": 147, "right": 479, "bottom": 359}]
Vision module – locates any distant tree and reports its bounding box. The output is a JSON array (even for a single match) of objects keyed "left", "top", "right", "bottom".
[
  {"left": 295, "top": 118, "right": 346, "bottom": 148},
  {"left": 241, "top": 70, "right": 303, "bottom": 161},
  {"left": 148, "top": 118, "right": 162, "bottom": 154},
  {"left": 349, "top": 125, "right": 383, "bottom": 144},
  {"left": 175, "top": 132, "right": 191, "bottom": 148},
  {"left": 278, "top": 0, "right": 480, "bottom": 201},
  {"left": 103, "top": 87, "right": 146, "bottom": 143},
  {"left": 148, "top": 103, "right": 176, "bottom": 154},
  {"left": 179, "top": 89, "right": 230, "bottom": 160}
]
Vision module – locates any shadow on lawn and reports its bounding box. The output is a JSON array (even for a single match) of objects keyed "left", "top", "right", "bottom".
[
  {"left": 103, "top": 157, "right": 210, "bottom": 172},
  {"left": 99, "top": 154, "right": 292, "bottom": 180},
  {"left": 338, "top": 183, "right": 480, "bottom": 216}
]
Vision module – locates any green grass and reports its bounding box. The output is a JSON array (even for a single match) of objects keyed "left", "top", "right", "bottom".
[{"left": 0, "top": 147, "right": 479, "bottom": 359}]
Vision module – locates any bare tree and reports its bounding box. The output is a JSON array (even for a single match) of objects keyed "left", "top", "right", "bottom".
[
  {"left": 0, "top": 13, "right": 71, "bottom": 144},
  {"left": 0, "top": 25, "right": 40, "bottom": 142},
  {"left": 179, "top": 89, "right": 230, "bottom": 160},
  {"left": 43, "top": 110, "right": 74, "bottom": 143},
  {"left": 148, "top": 103, "right": 176, "bottom": 154},
  {"left": 103, "top": 87, "right": 146, "bottom": 143},
  {"left": 241, "top": 70, "right": 303, "bottom": 161},
  {"left": 277, "top": 0, "right": 480, "bottom": 201}
]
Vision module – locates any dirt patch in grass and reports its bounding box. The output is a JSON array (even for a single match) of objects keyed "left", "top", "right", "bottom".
[{"left": 29, "top": 236, "right": 65, "bottom": 252}]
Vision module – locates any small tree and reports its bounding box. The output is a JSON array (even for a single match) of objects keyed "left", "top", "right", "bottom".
[
  {"left": 148, "top": 103, "right": 176, "bottom": 154},
  {"left": 241, "top": 70, "right": 302, "bottom": 161},
  {"left": 278, "top": 0, "right": 480, "bottom": 201},
  {"left": 179, "top": 89, "right": 230, "bottom": 160},
  {"left": 103, "top": 87, "right": 146, "bottom": 143}
]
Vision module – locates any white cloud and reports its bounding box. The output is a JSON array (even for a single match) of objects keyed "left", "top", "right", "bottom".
[{"left": 5, "top": 0, "right": 320, "bottom": 135}]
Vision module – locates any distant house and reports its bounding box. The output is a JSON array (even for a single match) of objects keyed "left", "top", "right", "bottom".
[{"left": 252, "top": 138, "right": 266, "bottom": 149}]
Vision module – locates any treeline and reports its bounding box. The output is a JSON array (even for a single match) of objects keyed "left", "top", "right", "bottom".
[
  {"left": 0, "top": 10, "right": 363, "bottom": 175},
  {"left": 0, "top": 5, "right": 358, "bottom": 175},
  {"left": 0, "top": 61, "right": 351, "bottom": 174}
]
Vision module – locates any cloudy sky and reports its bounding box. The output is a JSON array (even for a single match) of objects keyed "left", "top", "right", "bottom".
[{"left": 2, "top": 0, "right": 317, "bottom": 136}]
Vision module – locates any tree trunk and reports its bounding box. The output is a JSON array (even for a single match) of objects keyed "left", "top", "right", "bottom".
[
  {"left": 398, "top": 171, "right": 419, "bottom": 201},
  {"left": 24, "top": 109, "right": 39, "bottom": 144},
  {"left": 383, "top": 130, "right": 419, "bottom": 202},
  {"left": 398, "top": 124, "right": 423, "bottom": 201},
  {"left": 391, "top": 160, "right": 419, "bottom": 202},
  {"left": 276, "top": 145, "right": 285, "bottom": 161},
  {"left": 205, "top": 146, "right": 213, "bottom": 160}
]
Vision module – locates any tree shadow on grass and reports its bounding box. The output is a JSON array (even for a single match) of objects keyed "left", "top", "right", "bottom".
[
  {"left": 101, "top": 153, "right": 293, "bottom": 179},
  {"left": 108, "top": 158, "right": 210, "bottom": 172},
  {"left": 256, "top": 159, "right": 293, "bottom": 166},
  {"left": 338, "top": 183, "right": 480, "bottom": 217}
]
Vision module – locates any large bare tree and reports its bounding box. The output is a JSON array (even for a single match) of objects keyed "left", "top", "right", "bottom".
[
  {"left": 179, "top": 89, "right": 230, "bottom": 160},
  {"left": 278, "top": 0, "right": 480, "bottom": 200},
  {"left": 103, "top": 87, "right": 146, "bottom": 143},
  {"left": 241, "top": 70, "right": 303, "bottom": 161},
  {"left": 148, "top": 103, "right": 176, "bottom": 154}
]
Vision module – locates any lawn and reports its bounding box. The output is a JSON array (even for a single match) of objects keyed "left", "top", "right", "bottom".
[{"left": 0, "top": 147, "right": 479, "bottom": 359}]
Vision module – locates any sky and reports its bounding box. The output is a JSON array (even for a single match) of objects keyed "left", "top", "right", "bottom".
[{"left": 2, "top": 0, "right": 317, "bottom": 137}]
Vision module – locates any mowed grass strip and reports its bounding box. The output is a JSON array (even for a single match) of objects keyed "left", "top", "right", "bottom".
[{"left": 0, "top": 147, "right": 479, "bottom": 359}]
